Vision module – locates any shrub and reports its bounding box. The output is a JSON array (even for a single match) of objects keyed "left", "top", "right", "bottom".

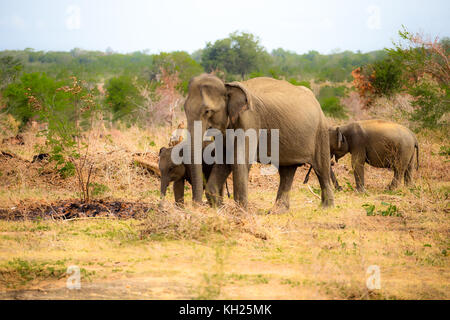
[
  {"left": 387, "top": 27, "right": 450, "bottom": 129},
  {"left": 367, "top": 57, "right": 403, "bottom": 97},
  {"left": 0, "top": 56, "right": 23, "bottom": 89},
  {"left": 321, "top": 97, "right": 347, "bottom": 119},
  {"left": 362, "top": 202, "right": 402, "bottom": 217},
  {"left": 105, "top": 75, "right": 142, "bottom": 121},
  {"left": 249, "top": 71, "right": 264, "bottom": 79},
  {"left": 317, "top": 85, "right": 348, "bottom": 119},
  {"left": 2, "top": 72, "right": 65, "bottom": 126},
  {"left": 354, "top": 26, "right": 450, "bottom": 128},
  {"left": 408, "top": 76, "right": 449, "bottom": 128},
  {"left": 27, "top": 76, "right": 100, "bottom": 203},
  {"left": 288, "top": 78, "right": 311, "bottom": 89}
]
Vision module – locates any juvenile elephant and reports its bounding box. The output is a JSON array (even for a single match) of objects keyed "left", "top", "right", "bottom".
[
  {"left": 158, "top": 146, "right": 231, "bottom": 205},
  {"left": 184, "top": 74, "right": 334, "bottom": 211},
  {"left": 328, "top": 119, "right": 419, "bottom": 192}
]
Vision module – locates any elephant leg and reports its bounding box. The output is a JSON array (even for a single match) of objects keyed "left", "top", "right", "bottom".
[
  {"left": 312, "top": 129, "right": 334, "bottom": 207},
  {"left": 313, "top": 164, "right": 334, "bottom": 207},
  {"left": 330, "top": 166, "right": 342, "bottom": 191},
  {"left": 388, "top": 166, "right": 405, "bottom": 190},
  {"left": 206, "top": 164, "right": 232, "bottom": 207},
  {"left": 352, "top": 153, "right": 366, "bottom": 193},
  {"left": 270, "top": 165, "right": 297, "bottom": 214},
  {"left": 173, "top": 179, "right": 185, "bottom": 206},
  {"left": 404, "top": 159, "right": 414, "bottom": 186},
  {"left": 232, "top": 163, "right": 250, "bottom": 209}
]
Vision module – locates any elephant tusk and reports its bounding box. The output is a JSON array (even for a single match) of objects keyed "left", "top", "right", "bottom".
[{"left": 307, "top": 185, "right": 321, "bottom": 199}]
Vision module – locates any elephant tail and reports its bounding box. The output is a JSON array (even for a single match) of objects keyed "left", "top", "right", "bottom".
[
  {"left": 303, "top": 165, "right": 313, "bottom": 184},
  {"left": 415, "top": 140, "right": 419, "bottom": 171}
]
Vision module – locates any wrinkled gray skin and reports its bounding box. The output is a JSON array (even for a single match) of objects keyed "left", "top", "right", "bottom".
[
  {"left": 184, "top": 74, "right": 334, "bottom": 212},
  {"left": 158, "top": 146, "right": 231, "bottom": 205},
  {"left": 329, "top": 119, "right": 419, "bottom": 192}
]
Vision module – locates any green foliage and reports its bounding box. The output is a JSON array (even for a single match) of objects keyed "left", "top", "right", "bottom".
[
  {"left": 0, "top": 55, "right": 23, "bottom": 89},
  {"left": 249, "top": 71, "right": 265, "bottom": 79},
  {"left": 89, "top": 182, "right": 110, "bottom": 197},
  {"left": 0, "top": 49, "right": 155, "bottom": 82},
  {"left": 105, "top": 75, "right": 142, "bottom": 120},
  {"left": 383, "top": 26, "right": 449, "bottom": 128},
  {"left": 271, "top": 48, "right": 386, "bottom": 81},
  {"left": 367, "top": 57, "right": 403, "bottom": 97},
  {"left": 288, "top": 78, "right": 311, "bottom": 89},
  {"left": 150, "top": 51, "right": 203, "bottom": 93},
  {"left": 29, "top": 77, "right": 100, "bottom": 202},
  {"left": 362, "top": 202, "right": 402, "bottom": 217},
  {"left": 201, "top": 31, "right": 269, "bottom": 78},
  {"left": 438, "top": 145, "right": 450, "bottom": 156},
  {"left": 320, "top": 97, "right": 347, "bottom": 119},
  {"left": 408, "top": 78, "right": 449, "bottom": 128},
  {"left": 317, "top": 85, "right": 348, "bottom": 118},
  {"left": 2, "top": 72, "right": 66, "bottom": 126},
  {"left": 1, "top": 258, "right": 67, "bottom": 288}
]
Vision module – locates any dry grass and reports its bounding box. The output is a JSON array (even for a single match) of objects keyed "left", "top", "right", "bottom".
[
  {"left": 140, "top": 201, "right": 268, "bottom": 242},
  {"left": 0, "top": 98, "right": 449, "bottom": 299}
]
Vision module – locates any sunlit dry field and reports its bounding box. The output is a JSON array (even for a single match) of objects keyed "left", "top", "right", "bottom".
[{"left": 0, "top": 107, "right": 449, "bottom": 300}]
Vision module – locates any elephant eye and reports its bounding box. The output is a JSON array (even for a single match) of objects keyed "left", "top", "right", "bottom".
[{"left": 204, "top": 109, "right": 214, "bottom": 117}]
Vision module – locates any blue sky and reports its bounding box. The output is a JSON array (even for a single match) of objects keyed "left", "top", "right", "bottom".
[{"left": 0, "top": 0, "right": 448, "bottom": 54}]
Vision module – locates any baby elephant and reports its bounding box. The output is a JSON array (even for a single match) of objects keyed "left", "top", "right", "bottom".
[
  {"left": 158, "top": 146, "right": 230, "bottom": 205},
  {"left": 329, "top": 119, "right": 419, "bottom": 192}
]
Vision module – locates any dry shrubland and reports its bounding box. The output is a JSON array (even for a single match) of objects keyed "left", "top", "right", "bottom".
[{"left": 0, "top": 93, "right": 448, "bottom": 299}]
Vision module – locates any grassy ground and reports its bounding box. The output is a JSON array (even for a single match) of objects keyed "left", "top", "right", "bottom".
[{"left": 0, "top": 108, "right": 449, "bottom": 299}]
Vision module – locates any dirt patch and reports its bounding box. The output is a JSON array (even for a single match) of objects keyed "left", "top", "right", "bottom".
[{"left": 0, "top": 199, "right": 157, "bottom": 221}]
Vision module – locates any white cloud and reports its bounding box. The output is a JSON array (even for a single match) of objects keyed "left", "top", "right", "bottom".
[
  {"left": 65, "top": 5, "right": 81, "bottom": 30},
  {"left": 366, "top": 5, "right": 381, "bottom": 30}
]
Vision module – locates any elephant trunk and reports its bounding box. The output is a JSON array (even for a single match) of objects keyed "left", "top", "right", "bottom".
[
  {"left": 160, "top": 177, "right": 170, "bottom": 199},
  {"left": 188, "top": 121, "right": 204, "bottom": 204}
]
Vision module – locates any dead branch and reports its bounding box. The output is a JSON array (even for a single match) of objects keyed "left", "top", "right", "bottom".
[{"left": 133, "top": 157, "right": 161, "bottom": 177}]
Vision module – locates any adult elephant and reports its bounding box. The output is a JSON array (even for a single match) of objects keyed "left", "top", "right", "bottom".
[{"left": 184, "top": 74, "right": 334, "bottom": 211}]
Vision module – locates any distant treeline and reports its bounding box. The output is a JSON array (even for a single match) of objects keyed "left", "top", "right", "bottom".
[{"left": 0, "top": 31, "right": 386, "bottom": 86}]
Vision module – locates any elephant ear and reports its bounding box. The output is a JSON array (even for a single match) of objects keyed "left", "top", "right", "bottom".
[{"left": 225, "top": 82, "right": 253, "bottom": 126}]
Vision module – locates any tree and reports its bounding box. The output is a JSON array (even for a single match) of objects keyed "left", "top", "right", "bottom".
[
  {"left": 151, "top": 51, "right": 203, "bottom": 92},
  {"left": 387, "top": 26, "right": 449, "bottom": 128},
  {"left": 201, "top": 38, "right": 236, "bottom": 74},
  {"left": 353, "top": 26, "right": 449, "bottom": 128},
  {"left": 229, "top": 31, "right": 269, "bottom": 78},
  {"left": 0, "top": 56, "right": 23, "bottom": 89},
  {"left": 201, "top": 31, "right": 269, "bottom": 78}
]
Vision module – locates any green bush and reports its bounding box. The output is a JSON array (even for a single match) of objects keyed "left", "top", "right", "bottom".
[
  {"left": 249, "top": 71, "right": 264, "bottom": 79},
  {"left": 317, "top": 85, "right": 348, "bottom": 119},
  {"left": 0, "top": 55, "right": 23, "bottom": 89},
  {"left": 320, "top": 97, "right": 347, "bottom": 119},
  {"left": 409, "top": 79, "right": 449, "bottom": 128},
  {"left": 367, "top": 57, "right": 403, "bottom": 97},
  {"left": 2, "top": 72, "right": 66, "bottom": 126},
  {"left": 288, "top": 78, "right": 311, "bottom": 89},
  {"left": 105, "top": 75, "right": 142, "bottom": 120}
]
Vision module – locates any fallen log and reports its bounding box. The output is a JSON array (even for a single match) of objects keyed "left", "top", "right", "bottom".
[{"left": 133, "top": 157, "right": 161, "bottom": 177}]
